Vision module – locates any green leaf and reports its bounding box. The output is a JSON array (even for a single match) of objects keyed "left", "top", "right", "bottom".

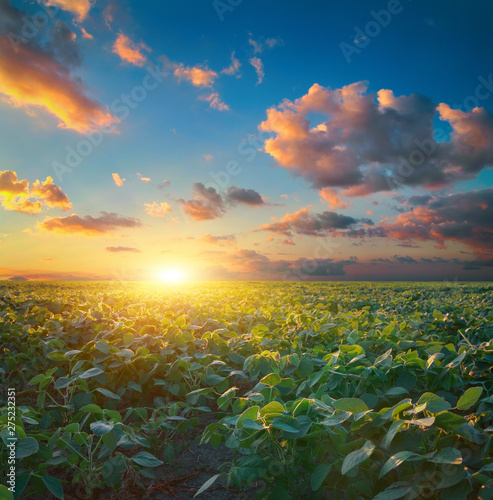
[
  {"left": 243, "top": 419, "right": 265, "bottom": 430},
  {"left": 131, "top": 451, "right": 163, "bottom": 467},
  {"left": 28, "top": 374, "right": 46, "bottom": 385},
  {"left": 41, "top": 476, "right": 64, "bottom": 500},
  {"left": 382, "top": 421, "right": 405, "bottom": 449},
  {"left": 260, "top": 372, "right": 282, "bottom": 387},
  {"left": 0, "top": 485, "right": 14, "bottom": 500},
  {"left": 373, "top": 482, "right": 414, "bottom": 500},
  {"left": 194, "top": 474, "right": 221, "bottom": 497},
  {"left": 457, "top": 387, "right": 483, "bottom": 410},
  {"left": 417, "top": 392, "right": 451, "bottom": 413},
  {"left": 433, "top": 309, "right": 444, "bottom": 321},
  {"left": 79, "top": 367, "right": 104, "bottom": 379},
  {"left": 102, "top": 455, "right": 127, "bottom": 487},
  {"left": 237, "top": 406, "right": 260, "bottom": 428},
  {"left": 123, "top": 332, "right": 134, "bottom": 345},
  {"left": 322, "top": 411, "right": 351, "bottom": 426},
  {"left": 434, "top": 411, "right": 467, "bottom": 431},
  {"left": 102, "top": 430, "right": 118, "bottom": 452},
  {"left": 333, "top": 398, "right": 369, "bottom": 413},
  {"left": 311, "top": 464, "right": 332, "bottom": 491},
  {"left": 429, "top": 447, "right": 462, "bottom": 464},
  {"left": 64, "top": 423, "right": 79, "bottom": 432},
  {"left": 259, "top": 401, "right": 285, "bottom": 417},
  {"left": 47, "top": 351, "right": 66, "bottom": 362},
  {"left": 379, "top": 451, "right": 422, "bottom": 478},
  {"left": 341, "top": 440, "right": 375, "bottom": 475},
  {"left": 95, "top": 340, "right": 110, "bottom": 354},
  {"left": 90, "top": 421, "right": 114, "bottom": 436},
  {"left": 270, "top": 420, "right": 298, "bottom": 433},
  {"left": 15, "top": 437, "right": 39, "bottom": 459},
  {"left": 95, "top": 388, "right": 121, "bottom": 400},
  {"left": 163, "top": 444, "right": 174, "bottom": 464}
]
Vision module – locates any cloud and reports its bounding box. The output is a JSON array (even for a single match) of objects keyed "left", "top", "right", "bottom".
[
  {"left": 112, "top": 33, "right": 150, "bottom": 67},
  {"left": 226, "top": 186, "right": 265, "bottom": 206},
  {"left": 137, "top": 173, "right": 151, "bottom": 182},
  {"left": 41, "top": 0, "right": 94, "bottom": 20},
  {"left": 0, "top": 1, "right": 118, "bottom": 133},
  {"left": 105, "top": 246, "right": 141, "bottom": 253},
  {"left": 200, "top": 234, "right": 237, "bottom": 246},
  {"left": 259, "top": 82, "right": 493, "bottom": 196},
  {"left": 374, "top": 188, "right": 493, "bottom": 255},
  {"left": 38, "top": 211, "right": 141, "bottom": 236},
  {"left": 30, "top": 176, "right": 71, "bottom": 210},
  {"left": 319, "top": 187, "right": 349, "bottom": 209},
  {"left": 178, "top": 183, "right": 226, "bottom": 221},
  {"left": 199, "top": 92, "right": 230, "bottom": 111},
  {"left": 249, "top": 57, "right": 264, "bottom": 85},
  {"left": 174, "top": 63, "right": 217, "bottom": 87},
  {"left": 143, "top": 201, "right": 172, "bottom": 218},
  {"left": 257, "top": 207, "right": 368, "bottom": 237},
  {"left": 112, "top": 173, "right": 125, "bottom": 187},
  {"left": 248, "top": 35, "right": 283, "bottom": 54},
  {"left": 210, "top": 247, "right": 355, "bottom": 279},
  {"left": 0, "top": 170, "right": 70, "bottom": 213},
  {"left": 203, "top": 154, "right": 213, "bottom": 162},
  {"left": 221, "top": 51, "right": 241, "bottom": 76}
]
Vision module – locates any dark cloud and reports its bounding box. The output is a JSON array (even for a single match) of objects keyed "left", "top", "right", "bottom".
[
  {"left": 226, "top": 186, "right": 265, "bottom": 206},
  {"left": 39, "top": 212, "right": 141, "bottom": 236},
  {"left": 259, "top": 82, "right": 493, "bottom": 197},
  {"left": 257, "top": 207, "right": 369, "bottom": 237},
  {"left": 178, "top": 183, "right": 226, "bottom": 221},
  {"left": 350, "top": 189, "right": 493, "bottom": 255}
]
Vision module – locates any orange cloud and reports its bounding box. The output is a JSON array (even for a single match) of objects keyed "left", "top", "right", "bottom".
[
  {"left": 137, "top": 173, "right": 151, "bottom": 182},
  {"left": 112, "top": 33, "right": 150, "bottom": 67},
  {"left": 249, "top": 57, "right": 264, "bottom": 85},
  {"left": 42, "top": 0, "right": 94, "bottom": 20},
  {"left": 174, "top": 64, "right": 217, "bottom": 87},
  {"left": 319, "top": 188, "right": 349, "bottom": 209},
  {"left": 112, "top": 173, "right": 125, "bottom": 187},
  {"left": 38, "top": 212, "right": 141, "bottom": 236},
  {"left": 178, "top": 183, "right": 225, "bottom": 221},
  {"left": 221, "top": 52, "right": 241, "bottom": 76},
  {"left": 30, "top": 177, "right": 71, "bottom": 210},
  {"left": 80, "top": 27, "right": 94, "bottom": 40},
  {"left": 0, "top": 171, "right": 70, "bottom": 214},
  {"left": 143, "top": 202, "right": 172, "bottom": 218},
  {"left": 200, "top": 234, "right": 236, "bottom": 246},
  {"left": 199, "top": 92, "right": 229, "bottom": 111},
  {"left": 0, "top": 38, "right": 118, "bottom": 133}
]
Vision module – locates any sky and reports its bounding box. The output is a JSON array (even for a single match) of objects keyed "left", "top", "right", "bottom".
[{"left": 0, "top": 0, "right": 492, "bottom": 281}]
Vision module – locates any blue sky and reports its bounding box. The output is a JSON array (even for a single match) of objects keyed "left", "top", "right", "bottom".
[{"left": 0, "top": 0, "right": 492, "bottom": 280}]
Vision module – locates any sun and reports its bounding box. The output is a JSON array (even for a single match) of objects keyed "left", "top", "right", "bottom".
[{"left": 156, "top": 268, "right": 187, "bottom": 283}]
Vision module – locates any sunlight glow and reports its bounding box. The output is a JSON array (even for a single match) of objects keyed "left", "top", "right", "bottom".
[{"left": 156, "top": 268, "right": 187, "bottom": 283}]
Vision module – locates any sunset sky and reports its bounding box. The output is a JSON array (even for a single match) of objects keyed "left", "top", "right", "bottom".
[{"left": 1, "top": 0, "right": 492, "bottom": 281}]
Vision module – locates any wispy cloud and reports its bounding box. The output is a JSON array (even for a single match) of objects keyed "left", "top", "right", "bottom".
[
  {"left": 112, "top": 33, "right": 150, "bottom": 67},
  {"left": 221, "top": 51, "right": 241, "bottom": 76},
  {"left": 38, "top": 212, "right": 141, "bottom": 236},
  {"left": 199, "top": 92, "right": 230, "bottom": 111},
  {"left": 249, "top": 57, "right": 264, "bottom": 85},
  {"left": 105, "top": 246, "right": 141, "bottom": 253}
]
